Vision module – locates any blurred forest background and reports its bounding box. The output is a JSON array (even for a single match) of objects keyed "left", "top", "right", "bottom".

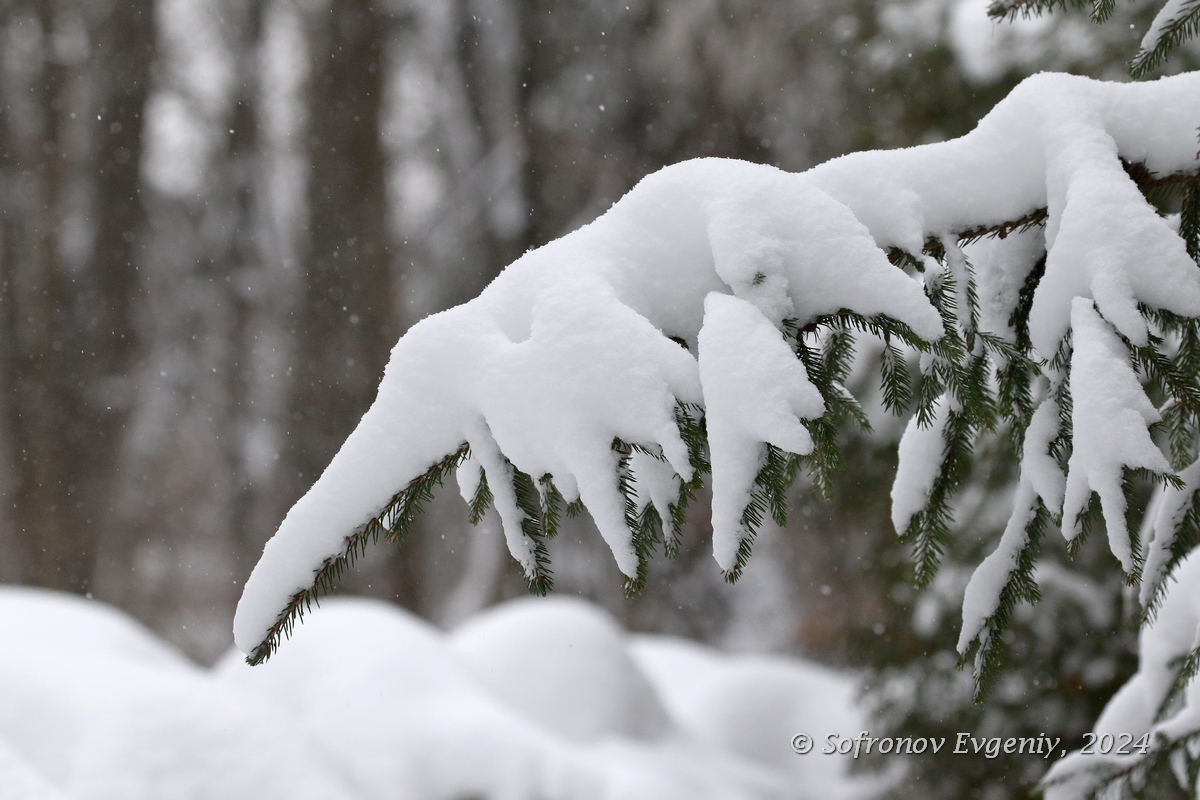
[{"left": 1, "top": 0, "right": 1196, "bottom": 796}]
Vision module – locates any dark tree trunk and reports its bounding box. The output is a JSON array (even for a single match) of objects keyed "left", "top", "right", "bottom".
[
  {"left": 0, "top": 0, "right": 154, "bottom": 592},
  {"left": 286, "top": 0, "right": 394, "bottom": 503}
]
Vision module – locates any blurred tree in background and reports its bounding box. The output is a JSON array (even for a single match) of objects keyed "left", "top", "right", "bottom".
[{"left": 0, "top": 1, "right": 1195, "bottom": 796}]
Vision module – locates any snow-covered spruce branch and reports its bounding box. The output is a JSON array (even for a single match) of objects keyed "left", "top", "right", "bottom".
[
  {"left": 987, "top": 0, "right": 1121, "bottom": 26},
  {"left": 1132, "top": 0, "right": 1200, "bottom": 78},
  {"left": 989, "top": 0, "right": 1200, "bottom": 79},
  {"left": 235, "top": 72, "right": 1200, "bottom": 672},
  {"left": 1039, "top": 550, "right": 1200, "bottom": 799}
]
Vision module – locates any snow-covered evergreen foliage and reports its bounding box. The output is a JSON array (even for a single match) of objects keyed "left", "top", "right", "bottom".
[
  {"left": 987, "top": 0, "right": 1200, "bottom": 76},
  {"left": 235, "top": 5, "right": 1200, "bottom": 796},
  {"left": 237, "top": 69, "right": 1200, "bottom": 665}
]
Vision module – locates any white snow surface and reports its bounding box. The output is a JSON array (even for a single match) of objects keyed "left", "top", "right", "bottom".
[
  {"left": 1043, "top": 551, "right": 1200, "bottom": 799},
  {"left": 2, "top": 587, "right": 868, "bottom": 800},
  {"left": 698, "top": 293, "right": 826, "bottom": 570},
  {"left": 955, "top": 396, "right": 1068, "bottom": 653},
  {"left": 891, "top": 395, "right": 950, "bottom": 535},
  {"left": 1061, "top": 300, "right": 1170, "bottom": 571},
  {"left": 449, "top": 596, "right": 672, "bottom": 742},
  {"left": 0, "top": 587, "right": 352, "bottom": 800},
  {"left": 631, "top": 636, "right": 884, "bottom": 800},
  {"left": 238, "top": 71, "right": 1200, "bottom": 658},
  {"left": 1139, "top": 0, "right": 1194, "bottom": 59},
  {"left": 1140, "top": 459, "right": 1200, "bottom": 608},
  {"left": 0, "top": 739, "right": 70, "bottom": 800}
]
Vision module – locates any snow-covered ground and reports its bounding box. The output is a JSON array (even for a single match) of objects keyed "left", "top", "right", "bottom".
[{"left": 0, "top": 587, "right": 876, "bottom": 799}]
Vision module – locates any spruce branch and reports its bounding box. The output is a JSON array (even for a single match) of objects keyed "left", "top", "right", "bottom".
[
  {"left": 902, "top": 406, "right": 978, "bottom": 587},
  {"left": 987, "top": 0, "right": 1093, "bottom": 23},
  {"left": 960, "top": 498, "right": 1050, "bottom": 703},
  {"left": 1130, "top": 0, "right": 1200, "bottom": 77},
  {"left": 537, "top": 473, "right": 565, "bottom": 540},
  {"left": 724, "top": 445, "right": 800, "bottom": 583},
  {"left": 466, "top": 464, "right": 493, "bottom": 526},
  {"left": 614, "top": 438, "right": 656, "bottom": 597},
  {"left": 1140, "top": 482, "right": 1200, "bottom": 623},
  {"left": 1182, "top": 179, "right": 1200, "bottom": 263},
  {"left": 245, "top": 444, "right": 469, "bottom": 666},
  {"left": 880, "top": 339, "right": 914, "bottom": 414},
  {"left": 989, "top": 0, "right": 1200, "bottom": 77},
  {"left": 510, "top": 463, "right": 555, "bottom": 596}
]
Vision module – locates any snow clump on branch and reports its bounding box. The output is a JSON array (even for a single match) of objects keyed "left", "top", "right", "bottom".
[{"left": 236, "top": 71, "right": 1200, "bottom": 674}]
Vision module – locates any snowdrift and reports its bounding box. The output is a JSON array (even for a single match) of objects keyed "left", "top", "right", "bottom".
[{"left": 0, "top": 587, "right": 874, "bottom": 800}]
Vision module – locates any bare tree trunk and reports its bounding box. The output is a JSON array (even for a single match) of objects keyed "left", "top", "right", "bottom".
[
  {"left": 285, "top": 0, "right": 393, "bottom": 521},
  {"left": 0, "top": 1, "right": 153, "bottom": 592},
  {"left": 1, "top": 5, "right": 76, "bottom": 590}
]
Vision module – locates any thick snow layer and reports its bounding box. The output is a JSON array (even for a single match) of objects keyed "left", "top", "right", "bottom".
[
  {"left": 238, "top": 71, "right": 1200, "bottom": 658},
  {"left": 698, "top": 293, "right": 826, "bottom": 570},
  {"left": 1061, "top": 300, "right": 1170, "bottom": 571},
  {"left": 811, "top": 71, "right": 1200, "bottom": 360},
  {"left": 3, "top": 587, "right": 866, "bottom": 800},
  {"left": 891, "top": 395, "right": 950, "bottom": 534},
  {"left": 233, "top": 156, "right": 943, "bottom": 651}
]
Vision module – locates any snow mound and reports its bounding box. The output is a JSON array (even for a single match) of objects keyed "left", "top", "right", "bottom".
[
  {"left": 0, "top": 587, "right": 351, "bottom": 800},
  {"left": 2, "top": 587, "right": 868, "bottom": 800},
  {"left": 0, "top": 738, "right": 71, "bottom": 800},
  {"left": 450, "top": 596, "right": 672, "bottom": 742},
  {"left": 632, "top": 635, "right": 883, "bottom": 800}
]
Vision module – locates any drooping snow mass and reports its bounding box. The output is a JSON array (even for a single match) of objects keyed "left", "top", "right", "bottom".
[
  {"left": 698, "top": 293, "right": 826, "bottom": 571},
  {"left": 1041, "top": 551, "right": 1200, "bottom": 800},
  {"left": 1020, "top": 397, "right": 1067, "bottom": 516},
  {"left": 237, "top": 70, "right": 1200, "bottom": 662},
  {"left": 1061, "top": 299, "right": 1171, "bottom": 570},
  {"left": 235, "top": 157, "right": 943, "bottom": 653},
  {"left": 891, "top": 394, "right": 950, "bottom": 535},
  {"left": 956, "top": 397, "right": 1066, "bottom": 655}
]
